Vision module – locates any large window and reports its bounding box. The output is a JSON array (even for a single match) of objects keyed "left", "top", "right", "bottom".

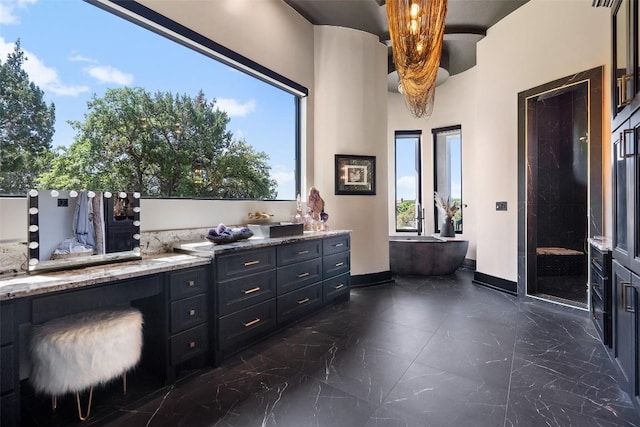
[
  {"left": 433, "top": 126, "right": 463, "bottom": 233},
  {"left": 394, "top": 131, "right": 422, "bottom": 233},
  {"left": 0, "top": 0, "right": 303, "bottom": 199}
]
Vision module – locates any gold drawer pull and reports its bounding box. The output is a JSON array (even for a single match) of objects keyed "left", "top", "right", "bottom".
[
  {"left": 189, "top": 341, "right": 196, "bottom": 349},
  {"left": 244, "top": 287, "right": 261, "bottom": 294},
  {"left": 297, "top": 272, "right": 310, "bottom": 278},
  {"left": 335, "top": 243, "right": 344, "bottom": 247},
  {"left": 335, "top": 262, "right": 344, "bottom": 267},
  {"left": 243, "top": 318, "right": 261, "bottom": 327},
  {"left": 298, "top": 250, "right": 309, "bottom": 255},
  {"left": 189, "top": 309, "right": 196, "bottom": 316},
  {"left": 297, "top": 297, "right": 310, "bottom": 304},
  {"left": 334, "top": 283, "right": 344, "bottom": 289},
  {"left": 244, "top": 260, "right": 260, "bottom": 266},
  {"left": 187, "top": 280, "right": 195, "bottom": 287}
]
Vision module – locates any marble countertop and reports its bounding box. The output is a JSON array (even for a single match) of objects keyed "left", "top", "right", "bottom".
[
  {"left": 173, "top": 230, "right": 351, "bottom": 257},
  {"left": 588, "top": 237, "right": 613, "bottom": 252},
  {"left": 0, "top": 254, "right": 210, "bottom": 301}
]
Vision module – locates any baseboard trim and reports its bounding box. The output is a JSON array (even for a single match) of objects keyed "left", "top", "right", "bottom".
[
  {"left": 351, "top": 271, "right": 394, "bottom": 288},
  {"left": 473, "top": 271, "right": 517, "bottom": 295},
  {"left": 462, "top": 258, "right": 476, "bottom": 270}
]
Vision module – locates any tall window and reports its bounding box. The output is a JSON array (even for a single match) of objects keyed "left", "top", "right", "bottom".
[
  {"left": 0, "top": 0, "right": 303, "bottom": 199},
  {"left": 433, "top": 126, "right": 463, "bottom": 233},
  {"left": 395, "top": 131, "right": 422, "bottom": 233}
]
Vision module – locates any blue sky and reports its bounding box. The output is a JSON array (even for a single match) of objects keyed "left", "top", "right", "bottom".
[
  {"left": 395, "top": 135, "right": 462, "bottom": 203},
  {"left": 0, "top": 0, "right": 296, "bottom": 199}
]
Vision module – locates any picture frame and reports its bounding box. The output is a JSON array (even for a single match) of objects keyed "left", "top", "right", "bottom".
[{"left": 335, "top": 154, "right": 376, "bottom": 195}]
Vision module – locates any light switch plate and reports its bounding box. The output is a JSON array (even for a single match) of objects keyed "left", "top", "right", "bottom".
[{"left": 496, "top": 201, "right": 507, "bottom": 211}]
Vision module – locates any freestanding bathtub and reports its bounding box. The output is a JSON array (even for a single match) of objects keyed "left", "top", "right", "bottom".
[{"left": 389, "top": 236, "right": 469, "bottom": 276}]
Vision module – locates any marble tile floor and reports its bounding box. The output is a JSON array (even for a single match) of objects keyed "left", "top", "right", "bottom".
[{"left": 23, "top": 269, "right": 640, "bottom": 426}]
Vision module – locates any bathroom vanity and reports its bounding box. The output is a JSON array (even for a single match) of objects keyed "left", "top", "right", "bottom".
[{"left": 0, "top": 230, "right": 350, "bottom": 426}]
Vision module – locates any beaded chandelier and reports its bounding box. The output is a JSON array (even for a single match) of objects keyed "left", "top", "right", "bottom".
[{"left": 387, "top": 0, "right": 448, "bottom": 118}]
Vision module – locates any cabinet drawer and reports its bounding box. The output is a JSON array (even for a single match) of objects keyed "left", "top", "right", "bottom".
[
  {"left": 591, "top": 291, "right": 605, "bottom": 340},
  {"left": 169, "top": 267, "right": 207, "bottom": 301},
  {"left": 217, "top": 270, "right": 276, "bottom": 316},
  {"left": 591, "top": 268, "right": 605, "bottom": 300},
  {"left": 170, "top": 324, "right": 208, "bottom": 365},
  {"left": 216, "top": 248, "right": 276, "bottom": 281},
  {"left": 323, "top": 235, "right": 350, "bottom": 256},
  {"left": 277, "top": 283, "right": 322, "bottom": 325},
  {"left": 1, "top": 345, "right": 14, "bottom": 393},
  {"left": 218, "top": 299, "right": 276, "bottom": 352},
  {"left": 171, "top": 294, "right": 208, "bottom": 334},
  {"left": 277, "top": 240, "right": 322, "bottom": 266},
  {"left": 1, "top": 302, "right": 13, "bottom": 346},
  {"left": 323, "top": 272, "right": 350, "bottom": 303},
  {"left": 323, "top": 251, "right": 351, "bottom": 279},
  {"left": 277, "top": 258, "right": 322, "bottom": 295}
]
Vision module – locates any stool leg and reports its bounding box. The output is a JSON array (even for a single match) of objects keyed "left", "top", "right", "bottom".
[
  {"left": 123, "top": 372, "right": 127, "bottom": 395},
  {"left": 76, "top": 387, "right": 94, "bottom": 421}
]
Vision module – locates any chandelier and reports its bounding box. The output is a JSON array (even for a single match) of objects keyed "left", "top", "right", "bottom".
[{"left": 387, "top": 0, "right": 448, "bottom": 118}]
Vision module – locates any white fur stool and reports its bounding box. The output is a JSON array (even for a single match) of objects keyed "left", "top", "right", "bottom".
[{"left": 29, "top": 307, "right": 143, "bottom": 420}]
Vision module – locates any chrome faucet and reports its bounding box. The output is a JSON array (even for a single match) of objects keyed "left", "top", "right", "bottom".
[{"left": 416, "top": 203, "right": 424, "bottom": 236}]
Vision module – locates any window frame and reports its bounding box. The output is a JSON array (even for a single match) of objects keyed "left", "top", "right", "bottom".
[
  {"left": 432, "top": 125, "right": 463, "bottom": 234},
  {"left": 84, "top": 0, "right": 306, "bottom": 200},
  {"left": 394, "top": 130, "right": 423, "bottom": 233}
]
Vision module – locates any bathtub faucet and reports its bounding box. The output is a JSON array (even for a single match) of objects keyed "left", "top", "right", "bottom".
[{"left": 416, "top": 204, "right": 424, "bottom": 236}]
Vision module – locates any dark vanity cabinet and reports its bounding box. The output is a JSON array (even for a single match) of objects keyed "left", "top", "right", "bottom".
[
  {"left": 590, "top": 242, "right": 612, "bottom": 347},
  {"left": 213, "top": 234, "right": 351, "bottom": 362},
  {"left": 215, "top": 247, "right": 279, "bottom": 359},
  {"left": 612, "top": 1, "right": 640, "bottom": 415},
  {"left": 612, "top": 260, "right": 639, "bottom": 397},
  {"left": 1, "top": 301, "right": 18, "bottom": 427}
]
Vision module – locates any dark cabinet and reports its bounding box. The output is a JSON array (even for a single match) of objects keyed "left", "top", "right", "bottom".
[
  {"left": 1, "top": 301, "right": 18, "bottom": 427},
  {"left": 167, "top": 267, "right": 209, "bottom": 377},
  {"left": 612, "top": 260, "right": 638, "bottom": 397},
  {"left": 590, "top": 242, "right": 612, "bottom": 347},
  {"left": 213, "top": 234, "right": 351, "bottom": 361},
  {"left": 612, "top": 0, "right": 640, "bottom": 123},
  {"left": 613, "top": 113, "right": 640, "bottom": 273}
]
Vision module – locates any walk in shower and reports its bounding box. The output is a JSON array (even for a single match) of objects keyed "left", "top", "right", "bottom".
[{"left": 518, "top": 67, "right": 604, "bottom": 309}]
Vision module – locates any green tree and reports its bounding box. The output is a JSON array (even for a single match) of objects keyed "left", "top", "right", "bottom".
[
  {"left": 40, "top": 87, "right": 277, "bottom": 198},
  {"left": 0, "top": 40, "right": 55, "bottom": 194},
  {"left": 396, "top": 200, "right": 416, "bottom": 229}
]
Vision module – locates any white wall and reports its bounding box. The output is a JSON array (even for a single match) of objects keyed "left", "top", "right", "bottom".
[{"left": 313, "top": 26, "right": 389, "bottom": 275}]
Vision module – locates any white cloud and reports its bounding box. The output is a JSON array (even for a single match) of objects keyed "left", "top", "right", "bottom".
[
  {"left": 0, "top": 38, "right": 89, "bottom": 96},
  {"left": 68, "top": 53, "right": 98, "bottom": 64},
  {"left": 271, "top": 165, "right": 295, "bottom": 186},
  {"left": 85, "top": 65, "right": 133, "bottom": 85},
  {"left": 0, "top": 0, "right": 36, "bottom": 24},
  {"left": 0, "top": 3, "right": 18, "bottom": 24},
  {"left": 396, "top": 175, "right": 416, "bottom": 191},
  {"left": 216, "top": 98, "right": 256, "bottom": 117}
]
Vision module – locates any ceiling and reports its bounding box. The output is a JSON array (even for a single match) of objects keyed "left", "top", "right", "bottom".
[{"left": 283, "top": 0, "right": 530, "bottom": 91}]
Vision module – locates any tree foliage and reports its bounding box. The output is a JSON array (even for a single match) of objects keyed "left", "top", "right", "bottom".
[
  {"left": 38, "top": 87, "right": 278, "bottom": 199},
  {"left": 0, "top": 40, "right": 55, "bottom": 194},
  {"left": 396, "top": 200, "right": 416, "bottom": 229}
]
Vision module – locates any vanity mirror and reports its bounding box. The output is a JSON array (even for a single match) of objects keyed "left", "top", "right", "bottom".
[{"left": 27, "top": 189, "right": 142, "bottom": 272}]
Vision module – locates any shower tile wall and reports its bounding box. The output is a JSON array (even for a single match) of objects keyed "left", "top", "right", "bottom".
[{"left": 535, "top": 86, "right": 588, "bottom": 253}]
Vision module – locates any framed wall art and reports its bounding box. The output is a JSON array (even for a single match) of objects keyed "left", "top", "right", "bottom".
[{"left": 334, "top": 154, "right": 376, "bottom": 195}]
